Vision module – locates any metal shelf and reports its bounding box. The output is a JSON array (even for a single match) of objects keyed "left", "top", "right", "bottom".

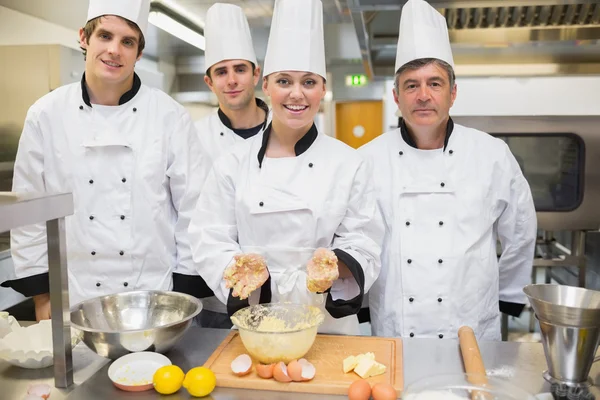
[
  {"left": 0, "top": 191, "right": 74, "bottom": 389},
  {"left": 0, "top": 193, "right": 73, "bottom": 233}
]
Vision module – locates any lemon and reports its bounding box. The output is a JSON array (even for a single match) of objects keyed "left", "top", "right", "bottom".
[
  {"left": 153, "top": 365, "right": 185, "bottom": 395},
  {"left": 183, "top": 367, "right": 216, "bottom": 397}
]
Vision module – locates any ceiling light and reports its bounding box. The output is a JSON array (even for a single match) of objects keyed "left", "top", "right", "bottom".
[{"left": 149, "top": 11, "right": 205, "bottom": 50}]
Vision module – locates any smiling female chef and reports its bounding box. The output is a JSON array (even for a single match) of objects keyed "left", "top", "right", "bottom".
[{"left": 188, "top": 0, "right": 384, "bottom": 335}]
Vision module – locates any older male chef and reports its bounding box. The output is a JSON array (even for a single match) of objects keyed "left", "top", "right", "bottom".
[
  {"left": 1, "top": 0, "right": 207, "bottom": 321},
  {"left": 173, "top": 3, "right": 268, "bottom": 329},
  {"left": 359, "top": 0, "right": 537, "bottom": 340}
]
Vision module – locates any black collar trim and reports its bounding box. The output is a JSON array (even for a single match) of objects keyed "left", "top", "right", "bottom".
[
  {"left": 400, "top": 117, "right": 454, "bottom": 151},
  {"left": 257, "top": 123, "right": 318, "bottom": 168},
  {"left": 80, "top": 72, "right": 142, "bottom": 107},
  {"left": 218, "top": 98, "right": 269, "bottom": 133}
]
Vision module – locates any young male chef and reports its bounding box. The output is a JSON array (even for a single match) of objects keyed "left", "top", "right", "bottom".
[
  {"left": 359, "top": 0, "right": 537, "bottom": 340},
  {"left": 173, "top": 3, "right": 268, "bottom": 329},
  {"left": 2, "top": 0, "right": 207, "bottom": 321}
]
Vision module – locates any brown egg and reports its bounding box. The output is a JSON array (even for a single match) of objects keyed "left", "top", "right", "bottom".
[
  {"left": 272, "top": 362, "right": 292, "bottom": 382},
  {"left": 347, "top": 379, "right": 371, "bottom": 400},
  {"left": 371, "top": 382, "right": 397, "bottom": 400},
  {"left": 255, "top": 363, "right": 275, "bottom": 379},
  {"left": 287, "top": 360, "right": 304, "bottom": 382}
]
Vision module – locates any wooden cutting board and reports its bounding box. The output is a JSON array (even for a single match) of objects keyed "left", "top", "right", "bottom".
[{"left": 203, "top": 331, "right": 403, "bottom": 396}]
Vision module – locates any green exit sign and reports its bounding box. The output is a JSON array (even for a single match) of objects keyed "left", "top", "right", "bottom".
[{"left": 346, "top": 74, "right": 368, "bottom": 86}]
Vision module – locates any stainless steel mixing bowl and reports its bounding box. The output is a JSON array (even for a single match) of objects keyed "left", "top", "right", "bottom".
[
  {"left": 523, "top": 283, "right": 600, "bottom": 327},
  {"left": 70, "top": 290, "right": 202, "bottom": 359}
]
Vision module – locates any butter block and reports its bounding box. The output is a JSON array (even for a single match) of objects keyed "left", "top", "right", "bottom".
[
  {"left": 354, "top": 358, "right": 387, "bottom": 379},
  {"left": 369, "top": 361, "right": 387, "bottom": 377},
  {"left": 343, "top": 355, "right": 358, "bottom": 373},
  {"left": 355, "top": 352, "right": 375, "bottom": 363},
  {"left": 343, "top": 352, "right": 383, "bottom": 377},
  {"left": 353, "top": 358, "right": 376, "bottom": 378}
]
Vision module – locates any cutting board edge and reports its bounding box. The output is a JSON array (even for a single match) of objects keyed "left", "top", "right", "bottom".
[{"left": 212, "top": 376, "right": 366, "bottom": 395}]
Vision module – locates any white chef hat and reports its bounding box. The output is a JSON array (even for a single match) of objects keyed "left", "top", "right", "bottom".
[
  {"left": 395, "top": 0, "right": 454, "bottom": 72},
  {"left": 263, "top": 0, "right": 326, "bottom": 79},
  {"left": 204, "top": 3, "right": 258, "bottom": 72},
  {"left": 86, "top": 0, "right": 150, "bottom": 37}
]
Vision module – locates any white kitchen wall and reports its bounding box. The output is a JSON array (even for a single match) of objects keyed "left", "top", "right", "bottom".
[
  {"left": 383, "top": 79, "right": 399, "bottom": 131},
  {"left": 0, "top": 6, "right": 79, "bottom": 50},
  {"left": 184, "top": 104, "right": 217, "bottom": 122},
  {"left": 0, "top": 6, "right": 169, "bottom": 92},
  {"left": 451, "top": 76, "right": 600, "bottom": 117}
]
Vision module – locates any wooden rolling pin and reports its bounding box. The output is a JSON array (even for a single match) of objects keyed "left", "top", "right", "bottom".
[{"left": 458, "top": 326, "right": 490, "bottom": 399}]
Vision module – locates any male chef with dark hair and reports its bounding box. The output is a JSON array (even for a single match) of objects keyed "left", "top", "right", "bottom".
[
  {"left": 359, "top": 0, "right": 537, "bottom": 340},
  {"left": 173, "top": 3, "right": 269, "bottom": 329},
  {"left": 2, "top": 0, "right": 207, "bottom": 320}
]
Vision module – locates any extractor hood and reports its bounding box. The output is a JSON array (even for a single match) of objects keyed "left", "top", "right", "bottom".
[{"left": 347, "top": 0, "right": 600, "bottom": 77}]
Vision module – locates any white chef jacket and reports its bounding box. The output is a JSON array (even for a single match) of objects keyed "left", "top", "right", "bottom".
[
  {"left": 359, "top": 120, "right": 537, "bottom": 341},
  {"left": 4, "top": 74, "right": 209, "bottom": 307},
  {"left": 196, "top": 101, "right": 270, "bottom": 159},
  {"left": 173, "top": 100, "right": 269, "bottom": 314},
  {"left": 188, "top": 124, "right": 384, "bottom": 335}
]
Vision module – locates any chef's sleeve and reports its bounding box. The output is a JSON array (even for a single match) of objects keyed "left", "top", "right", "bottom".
[
  {"left": 169, "top": 111, "right": 216, "bottom": 298},
  {"left": 188, "top": 155, "right": 242, "bottom": 305},
  {"left": 328, "top": 158, "right": 384, "bottom": 318},
  {"left": 496, "top": 147, "right": 537, "bottom": 317},
  {"left": 1, "top": 109, "right": 51, "bottom": 296}
]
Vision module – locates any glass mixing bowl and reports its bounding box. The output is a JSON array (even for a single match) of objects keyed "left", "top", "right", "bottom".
[
  {"left": 230, "top": 303, "right": 324, "bottom": 364},
  {"left": 402, "top": 373, "right": 538, "bottom": 400}
]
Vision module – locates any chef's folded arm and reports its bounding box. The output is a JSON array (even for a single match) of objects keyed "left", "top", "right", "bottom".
[
  {"left": 326, "top": 159, "right": 385, "bottom": 319},
  {"left": 169, "top": 111, "right": 216, "bottom": 299},
  {"left": 1, "top": 111, "right": 51, "bottom": 297},
  {"left": 496, "top": 147, "right": 538, "bottom": 318}
]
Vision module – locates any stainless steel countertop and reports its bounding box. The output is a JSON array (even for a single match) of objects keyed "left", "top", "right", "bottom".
[{"left": 2, "top": 327, "right": 599, "bottom": 399}]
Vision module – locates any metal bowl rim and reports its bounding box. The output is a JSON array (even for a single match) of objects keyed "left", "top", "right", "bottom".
[
  {"left": 523, "top": 284, "right": 600, "bottom": 312},
  {"left": 69, "top": 290, "right": 202, "bottom": 334},
  {"left": 232, "top": 303, "right": 325, "bottom": 334}
]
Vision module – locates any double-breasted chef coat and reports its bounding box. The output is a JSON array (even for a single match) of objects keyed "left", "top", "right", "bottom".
[
  {"left": 195, "top": 99, "right": 270, "bottom": 161},
  {"left": 3, "top": 74, "right": 208, "bottom": 306},
  {"left": 173, "top": 99, "right": 270, "bottom": 315},
  {"left": 188, "top": 124, "right": 384, "bottom": 335},
  {"left": 359, "top": 119, "right": 537, "bottom": 341}
]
